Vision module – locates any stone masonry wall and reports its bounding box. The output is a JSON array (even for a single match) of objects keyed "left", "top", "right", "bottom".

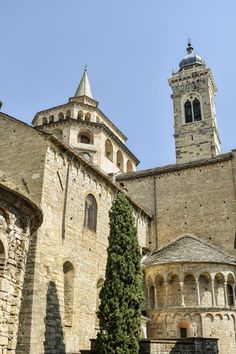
[
  {"left": 118, "top": 154, "right": 236, "bottom": 256},
  {"left": 0, "top": 179, "right": 41, "bottom": 354},
  {"left": 0, "top": 113, "right": 46, "bottom": 204},
  {"left": 16, "top": 142, "right": 150, "bottom": 354},
  {"left": 0, "top": 114, "right": 151, "bottom": 354}
]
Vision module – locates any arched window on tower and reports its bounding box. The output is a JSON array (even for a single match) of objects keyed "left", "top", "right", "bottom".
[
  {"left": 85, "top": 112, "right": 91, "bottom": 122},
  {"left": 77, "top": 110, "right": 83, "bottom": 119},
  {"left": 78, "top": 130, "right": 93, "bottom": 144},
  {"left": 49, "top": 115, "right": 54, "bottom": 123},
  {"left": 193, "top": 98, "right": 202, "bottom": 121},
  {"left": 63, "top": 261, "right": 74, "bottom": 327},
  {"left": 58, "top": 112, "right": 64, "bottom": 121},
  {"left": 84, "top": 194, "right": 97, "bottom": 232},
  {"left": 184, "top": 100, "right": 193, "bottom": 123},
  {"left": 184, "top": 96, "right": 202, "bottom": 123},
  {"left": 117, "top": 150, "right": 124, "bottom": 171},
  {"left": 105, "top": 139, "right": 113, "bottom": 161},
  {"left": 127, "top": 160, "right": 133, "bottom": 173},
  {"left": 42, "top": 117, "right": 48, "bottom": 124}
]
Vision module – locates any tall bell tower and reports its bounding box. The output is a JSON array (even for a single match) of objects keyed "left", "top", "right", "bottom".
[{"left": 169, "top": 41, "right": 221, "bottom": 164}]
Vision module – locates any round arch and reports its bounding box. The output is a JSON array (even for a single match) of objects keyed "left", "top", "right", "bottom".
[
  {"left": 84, "top": 194, "right": 97, "bottom": 232},
  {"left": 127, "top": 160, "right": 133, "bottom": 172},
  {"left": 78, "top": 129, "right": 93, "bottom": 144},
  {"left": 116, "top": 150, "right": 124, "bottom": 171},
  {"left": 181, "top": 92, "right": 204, "bottom": 124},
  {"left": 63, "top": 261, "right": 74, "bottom": 327},
  {"left": 105, "top": 139, "right": 113, "bottom": 161}
]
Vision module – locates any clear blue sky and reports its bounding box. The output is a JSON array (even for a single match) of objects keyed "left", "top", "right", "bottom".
[{"left": 1, "top": 1, "right": 236, "bottom": 169}]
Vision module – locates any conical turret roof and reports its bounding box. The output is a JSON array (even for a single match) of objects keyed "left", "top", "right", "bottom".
[{"left": 74, "top": 69, "right": 93, "bottom": 98}]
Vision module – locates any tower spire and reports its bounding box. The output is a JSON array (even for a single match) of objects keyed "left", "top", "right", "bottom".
[{"left": 74, "top": 67, "right": 93, "bottom": 99}]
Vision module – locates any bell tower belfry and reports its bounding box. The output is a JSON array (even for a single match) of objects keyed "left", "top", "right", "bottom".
[{"left": 169, "top": 41, "right": 221, "bottom": 164}]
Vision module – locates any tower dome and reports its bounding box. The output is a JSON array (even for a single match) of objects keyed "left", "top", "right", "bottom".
[{"left": 179, "top": 41, "right": 205, "bottom": 70}]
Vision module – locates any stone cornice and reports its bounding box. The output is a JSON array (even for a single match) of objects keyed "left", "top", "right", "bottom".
[
  {"left": 169, "top": 66, "right": 217, "bottom": 92},
  {"left": 32, "top": 100, "right": 127, "bottom": 142}
]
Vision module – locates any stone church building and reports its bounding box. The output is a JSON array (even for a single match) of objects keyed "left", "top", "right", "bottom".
[{"left": 0, "top": 42, "right": 235, "bottom": 353}]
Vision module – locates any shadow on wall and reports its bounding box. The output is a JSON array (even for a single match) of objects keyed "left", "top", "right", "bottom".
[{"left": 44, "top": 281, "right": 66, "bottom": 354}]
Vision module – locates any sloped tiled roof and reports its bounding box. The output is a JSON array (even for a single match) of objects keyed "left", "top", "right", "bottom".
[{"left": 142, "top": 235, "right": 236, "bottom": 266}]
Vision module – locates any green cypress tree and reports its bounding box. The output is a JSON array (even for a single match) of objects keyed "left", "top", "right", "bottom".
[{"left": 97, "top": 192, "right": 144, "bottom": 354}]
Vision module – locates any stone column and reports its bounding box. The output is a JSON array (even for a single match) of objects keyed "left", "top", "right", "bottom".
[
  {"left": 165, "top": 282, "right": 168, "bottom": 307},
  {"left": 180, "top": 281, "right": 185, "bottom": 307},
  {"left": 211, "top": 281, "right": 216, "bottom": 307},
  {"left": 195, "top": 279, "right": 201, "bottom": 306},
  {"left": 147, "top": 286, "right": 150, "bottom": 310},
  {"left": 224, "top": 282, "right": 229, "bottom": 307},
  {"left": 154, "top": 286, "right": 158, "bottom": 309},
  {"left": 233, "top": 284, "right": 236, "bottom": 307}
]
